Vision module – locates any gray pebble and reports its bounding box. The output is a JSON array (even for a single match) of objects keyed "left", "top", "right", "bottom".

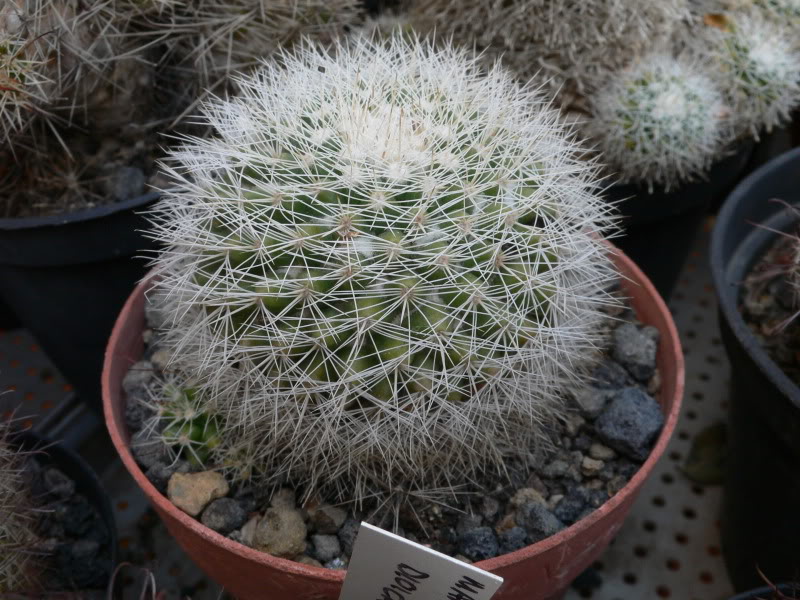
[
  {"left": 589, "top": 359, "right": 634, "bottom": 389},
  {"left": 145, "top": 460, "right": 189, "bottom": 494},
  {"left": 573, "top": 387, "right": 618, "bottom": 420},
  {"left": 312, "top": 534, "right": 342, "bottom": 562},
  {"left": 595, "top": 387, "right": 664, "bottom": 461},
  {"left": 325, "top": 557, "right": 348, "bottom": 570},
  {"left": 542, "top": 459, "right": 570, "bottom": 479},
  {"left": 458, "top": 526, "right": 499, "bottom": 561},
  {"left": 589, "top": 443, "right": 616, "bottom": 461},
  {"left": 515, "top": 502, "right": 564, "bottom": 543},
  {"left": 612, "top": 323, "right": 658, "bottom": 382},
  {"left": 456, "top": 513, "right": 483, "bottom": 536},
  {"left": 201, "top": 498, "right": 248, "bottom": 535},
  {"left": 144, "top": 295, "right": 169, "bottom": 330},
  {"left": 122, "top": 361, "right": 154, "bottom": 396},
  {"left": 130, "top": 429, "right": 169, "bottom": 470},
  {"left": 498, "top": 527, "right": 528, "bottom": 554},
  {"left": 338, "top": 517, "right": 360, "bottom": 557},
  {"left": 43, "top": 468, "right": 75, "bottom": 500},
  {"left": 554, "top": 488, "right": 589, "bottom": 525},
  {"left": 480, "top": 496, "right": 500, "bottom": 521}
]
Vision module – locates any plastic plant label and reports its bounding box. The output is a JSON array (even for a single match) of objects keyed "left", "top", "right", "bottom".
[{"left": 338, "top": 522, "right": 504, "bottom": 600}]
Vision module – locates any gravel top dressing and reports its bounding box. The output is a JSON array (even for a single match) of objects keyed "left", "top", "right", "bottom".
[{"left": 122, "top": 292, "right": 664, "bottom": 569}]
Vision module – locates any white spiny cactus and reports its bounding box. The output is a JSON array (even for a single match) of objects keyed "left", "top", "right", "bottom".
[
  {"left": 0, "top": 422, "right": 39, "bottom": 594},
  {"left": 587, "top": 52, "right": 729, "bottom": 191},
  {"left": 408, "top": 0, "right": 690, "bottom": 95},
  {"left": 137, "top": 0, "right": 361, "bottom": 90},
  {"left": 698, "top": 11, "right": 800, "bottom": 136},
  {"left": 147, "top": 34, "right": 620, "bottom": 504}
]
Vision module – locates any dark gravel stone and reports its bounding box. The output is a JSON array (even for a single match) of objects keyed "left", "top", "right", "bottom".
[
  {"left": 312, "top": 534, "right": 342, "bottom": 562},
  {"left": 456, "top": 513, "right": 483, "bottom": 536},
  {"left": 43, "top": 468, "right": 76, "bottom": 500},
  {"left": 595, "top": 387, "right": 665, "bottom": 461},
  {"left": 573, "top": 434, "right": 592, "bottom": 452},
  {"left": 589, "top": 359, "right": 634, "bottom": 389},
  {"left": 587, "top": 489, "right": 609, "bottom": 508},
  {"left": 573, "top": 388, "right": 618, "bottom": 420},
  {"left": 131, "top": 429, "right": 169, "bottom": 470},
  {"left": 201, "top": 498, "right": 248, "bottom": 535},
  {"left": 498, "top": 526, "right": 528, "bottom": 554},
  {"left": 515, "top": 502, "right": 564, "bottom": 543},
  {"left": 338, "top": 517, "right": 360, "bottom": 557},
  {"left": 458, "top": 526, "right": 499, "bottom": 561},
  {"left": 145, "top": 460, "right": 189, "bottom": 494},
  {"left": 612, "top": 323, "right": 658, "bottom": 382},
  {"left": 554, "top": 488, "right": 590, "bottom": 525}
]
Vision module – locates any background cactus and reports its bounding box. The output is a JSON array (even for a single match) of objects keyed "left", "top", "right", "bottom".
[
  {"left": 1, "top": 0, "right": 361, "bottom": 218},
  {"left": 147, "top": 33, "right": 620, "bottom": 505},
  {"left": 586, "top": 52, "right": 729, "bottom": 191},
  {"left": 407, "top": 0, "right": 689, "bottom": 97},
  {"left": 0, "top": 421, "right": 41, "bottom": 594},
  {"left": 691, "top": 9, "right": 800, "bottom": 137}
]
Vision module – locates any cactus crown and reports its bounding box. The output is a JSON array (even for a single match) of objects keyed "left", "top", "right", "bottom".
[
  {"left": 701, "top": 11, "right": 800, "bottom": 136},
  {"left": 0, "top": 423, "right": 40, "bottom": 594},
  {"left": 148, "top": 33, "right": 619, "bottom": 504},
  {"left": 587, "top": 52, "right": 728, "bottom": 191}
]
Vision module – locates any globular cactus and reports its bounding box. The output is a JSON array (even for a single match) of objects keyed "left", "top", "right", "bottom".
[
  {"left": 407, "top": 0, "right": 689, "bottom": 96},
  {"left": 753, "top": 0, "right": 800, "bottom": 22},
  {"left": 147, "top": 33, "right": 620, "bottom": 504},
  {"left": 128, "top": 0, "right": 362, "bottom": 91},
  {"left": 0, "top": 422, "right": 40, "bottom": 594},
  {"left": 696, "top": 10, "right": 800, "bottom": 136},
  {"left": 586, "top": 52, "right": 729, "bottom": 191}
]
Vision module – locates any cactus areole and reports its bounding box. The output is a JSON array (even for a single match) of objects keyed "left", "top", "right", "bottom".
[{"left": 147, "top": 34, "right": 619, "bottom": 505}]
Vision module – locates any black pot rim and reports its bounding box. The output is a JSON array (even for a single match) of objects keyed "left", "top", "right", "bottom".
[
  {"left": 729, "top": 583, "right": 800, "bottom": 599},
  {"left": 0, "top": 191, "right": 159, "bottom": 232},
  {"left": 711, "top": 147, "right": 800, "bottom": 407}
]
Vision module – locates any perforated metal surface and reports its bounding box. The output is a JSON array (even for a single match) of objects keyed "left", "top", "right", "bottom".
[
  {"left": 0, "top": 222, "right": 735, "bottom": 599},
  {"left": 565, "top": 222, "right": 734, "bottom": 600}
]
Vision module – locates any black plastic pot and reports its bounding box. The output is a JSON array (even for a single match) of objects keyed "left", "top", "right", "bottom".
[
  {"left": 11, "top": 429, "right": 118, "bottom": 588},
  {"left": 608, "top": 141, "right": 753, "bottom": 299},
  {"left": 730, "top": 584, "right": 800, "bottom": 599},
  {"left": 711, "top": 148, "right": 800, "bottom": 592},
  {"left": 0, "top": 193, "right": 160, "bottom": 412}
]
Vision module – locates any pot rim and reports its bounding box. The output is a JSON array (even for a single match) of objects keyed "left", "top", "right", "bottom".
[
  {"left": 103, "top": 242, "right": 684, "bottom": 583},
  {"left": 0, "top": 192, "right": 159, "bottom": 231},
  {"left": 710, "top": 147, "right": 800, "bottom": 406}
]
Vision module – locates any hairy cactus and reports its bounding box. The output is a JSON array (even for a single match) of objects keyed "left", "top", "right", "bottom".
[
  {"left": 408, "top": 0, "right": 689, "bottom": 95},
  {"left": 696, "top": 10, "right": 800, "bottom": 136},
  {"left": 587, "top": 52, "right": 729, "bottom": 191},
  {"left": 147, "top": 34, "right": 619, "bottom": 504},
  {"left": 0, "top": 423, "right": 40, "bottom": 594}
]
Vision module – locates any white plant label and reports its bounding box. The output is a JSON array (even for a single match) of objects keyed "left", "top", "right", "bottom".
[{"left": 339, "top": 522, "right": 504, "bottom": 600}]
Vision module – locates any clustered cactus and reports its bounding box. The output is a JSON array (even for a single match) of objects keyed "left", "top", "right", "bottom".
[
  {"left": 0, "top": 0, "right": 360, "bottom": 218},
  {"left": 147, "top": 33, "right": 620, "bottom": 505},
  {"left": 396, "top": 0, "right": 800, "bottom": 192},
  {"left": 0, "top": 422, "right": 40, "bottom": 594}
]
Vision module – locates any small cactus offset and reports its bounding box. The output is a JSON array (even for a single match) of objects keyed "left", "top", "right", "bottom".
[
  {"left": 587, "top": 52, "right": 729, "bottom": 191},
  {"left": 0, "top": 422, "right": 40, "bottom": 594},
  {"left": 147, "top": 33, "right": 620, "bottom": 504},
  {"left": 695, "top": 10, "right": 800, "bottom": 136}
]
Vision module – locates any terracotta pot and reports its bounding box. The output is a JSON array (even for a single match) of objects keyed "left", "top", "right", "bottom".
[{"left": 103, "top": 244, "right": 684, "bottom": 600}]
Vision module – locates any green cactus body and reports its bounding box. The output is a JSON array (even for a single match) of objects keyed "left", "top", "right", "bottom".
[{"left": 149, "top": 34, "right": 619, "bottom": 503}]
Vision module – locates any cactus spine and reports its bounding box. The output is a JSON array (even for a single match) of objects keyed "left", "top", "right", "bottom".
[{"left": 147, "top": 33, "right": 620, "bottom": 505}]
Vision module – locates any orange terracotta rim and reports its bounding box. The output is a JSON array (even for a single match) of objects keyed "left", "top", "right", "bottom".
[{"left": 103, "top": 241, "right": 684, "bottom": 583}]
